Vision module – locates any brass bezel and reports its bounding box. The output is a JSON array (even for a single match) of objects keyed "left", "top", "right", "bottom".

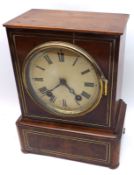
[{"left": 23, "top": 41, "right": 107, "bottom": 117}]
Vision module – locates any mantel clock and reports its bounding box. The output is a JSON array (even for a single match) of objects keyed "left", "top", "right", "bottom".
[{"left": 4, "top": 9, "right": 129, "bottom": 168}]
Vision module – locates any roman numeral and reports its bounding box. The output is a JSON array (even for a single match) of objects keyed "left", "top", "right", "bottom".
[
  {"left": 81, "top": 91, "right": 90, "bottom": 99},
  {"left": 75, "top": 100, "right": 80, "bottom": 106},
  {"left": 32, "top": 78, "right": 44, "bottom": 81},
  {"left": 44, "top": 54, "right": 53, "bottom": 64},
  {"left": 58, "top": 50, "right": 64, "bottom": 62},
  {"left": 50, "top": 95, "right": 56, "bottom": 103},
  {"left": 39, "top": 86, "right": 48, "bottom": 94},
  {"left": 36, "top": 65, "right": 45, "bottom": 71},
  {"left": 81, "top": 69, "right": 90, "bottom": 75},
  {"left": 84, "top": 82, "right": 95, "bottom": 87},
  {"left": 62, "top": 99, "right": 67, "bottom": 107},
  {"left": 72, "top": 57, "right": 79, "bottom": 66}
]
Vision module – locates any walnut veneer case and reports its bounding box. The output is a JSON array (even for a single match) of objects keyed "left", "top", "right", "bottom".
[{"left": 4, "top": 9, "right": 129, "bottom": 168}]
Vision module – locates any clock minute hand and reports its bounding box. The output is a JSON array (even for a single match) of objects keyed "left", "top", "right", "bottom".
[
  {"left": 50, "top": 83, "right": 61, "bottom": 91},
  {"left": 44, "top": 83, "right": 61, "bottom": 98}
]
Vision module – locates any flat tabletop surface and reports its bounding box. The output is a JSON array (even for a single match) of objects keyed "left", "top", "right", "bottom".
[{"left": 4, "top": 9, "right": 129, "bottom": 35}]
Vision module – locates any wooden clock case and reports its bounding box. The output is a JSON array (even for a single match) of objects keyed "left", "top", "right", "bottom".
[{"left": 4, "top": 9, "right": 129, "bottom": 168}]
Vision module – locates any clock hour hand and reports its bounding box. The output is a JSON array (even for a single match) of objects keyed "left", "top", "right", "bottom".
[
  {"left": 60, "top": 78, "right": 82, "bottom": 101},
  {"left": 65, "top": 83, "right": 76, "bottom": 96},
  {"left": 66, "top": 84, "right": 82, "bottom": 102}
]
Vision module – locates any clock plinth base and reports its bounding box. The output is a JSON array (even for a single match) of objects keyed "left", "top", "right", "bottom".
[{"left": 16, "top": 100, "right": 126, "bottom": 169}]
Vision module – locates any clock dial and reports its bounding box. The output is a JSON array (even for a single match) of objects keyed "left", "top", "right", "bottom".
[{"left": 23, "top": 42, "right": 103, "bottom": 116}]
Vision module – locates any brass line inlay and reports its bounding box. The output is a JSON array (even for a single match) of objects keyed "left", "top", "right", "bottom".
[
  {"left": 12, "top": 34, "right": 28, "bottom": 113},
  {"left": 12, "top": 33, "right": 115, "bottom": 127},
  {"left": 107, "top": 40, "right": 113, "bottom": 126},
  {"left": 108, "top": 39, "right": 116, "bottom": 126},
  {"left": 22, "top": 129, "right": 111, "bottom": 163}
]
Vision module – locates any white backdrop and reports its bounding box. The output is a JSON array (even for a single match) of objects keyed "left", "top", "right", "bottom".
[{"left": 0, "top": 0, "right": 134, "bottom": 174}]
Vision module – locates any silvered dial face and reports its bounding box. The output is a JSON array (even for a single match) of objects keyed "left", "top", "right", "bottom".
[{"left": 23, "top": 42, "right": 102, "bottom": 116}]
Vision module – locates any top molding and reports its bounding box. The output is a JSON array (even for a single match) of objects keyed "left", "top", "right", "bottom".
[{"left": 4, "top": 9, "right": 129, "bottom": 35}]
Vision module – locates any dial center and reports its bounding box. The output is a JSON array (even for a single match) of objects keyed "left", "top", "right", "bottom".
[{"left": 60, "top": 78, "right": 67, "bottom": 85}]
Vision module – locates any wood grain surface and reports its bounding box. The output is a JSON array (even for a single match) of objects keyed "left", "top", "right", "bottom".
[{"left": 4, "top": 9, "right": 129, "bottom": 35}]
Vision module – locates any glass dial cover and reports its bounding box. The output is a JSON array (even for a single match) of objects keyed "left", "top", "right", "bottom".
[{"left": 23, "top": 41, "right": 103, "bottom": 116}]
